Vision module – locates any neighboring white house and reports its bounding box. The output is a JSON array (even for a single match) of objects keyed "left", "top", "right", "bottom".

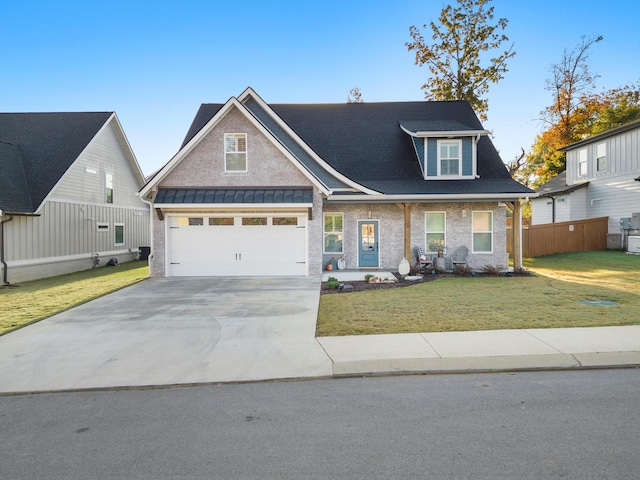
[
  {"left": 532, "top": 119, "right": 640, "bottom": 248},
  {"left": 0, "top": 112, "right": 150, "bottom": 284}
]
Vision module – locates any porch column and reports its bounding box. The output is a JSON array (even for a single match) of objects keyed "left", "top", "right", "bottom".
[
  {"left": 506, "top": 201, "right": 523, "bottom": 270},
  {"left": 396, "top": 203, "right": 418, "bottom": 261}
]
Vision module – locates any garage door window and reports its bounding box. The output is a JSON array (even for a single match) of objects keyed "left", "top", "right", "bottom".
[
  {"left": 273, "top": 217, "right": 298, "bottom": 226},
  {"left": 242, "top": 217, "right": 267, "bottom": 226},
  {"left": 209, "top": 217, "right": 234, "bottom": 226},
  {"left": 177, "top": 217, "right": 205, "bottom": 226}
]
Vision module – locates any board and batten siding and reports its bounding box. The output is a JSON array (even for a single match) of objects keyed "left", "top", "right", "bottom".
[
  {"left": 4, "top": 201, "right": 148, "bottom": 262},
  {"left": 52, "top": 119, "right": 143, "bottom": 208},
  {"left": 566, "top": 124, "right": 639, "bottom": 184}
]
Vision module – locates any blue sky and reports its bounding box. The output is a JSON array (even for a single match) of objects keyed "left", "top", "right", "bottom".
[{"left": 2, "top": 0, "right": 639, "bottom": 176}]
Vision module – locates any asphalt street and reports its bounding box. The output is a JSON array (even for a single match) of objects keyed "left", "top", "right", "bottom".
[{"left": 2, "top": 369, "right": 639, "bottom": 479}]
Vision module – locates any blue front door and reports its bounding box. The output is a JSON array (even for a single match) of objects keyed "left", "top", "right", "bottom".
[{"left": 358, "top": 220, "right": 379, "bottom": 267}]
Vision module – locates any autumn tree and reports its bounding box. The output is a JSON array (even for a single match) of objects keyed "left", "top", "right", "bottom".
[
  {"left": 542, "top": 34, "right": 603, "bottom": 147},
  {"left": 406, "top": 0, "right": 515, "bottom": 121},
  {"left": 588, "top": 83, "right": 640, "bottom": 135}
]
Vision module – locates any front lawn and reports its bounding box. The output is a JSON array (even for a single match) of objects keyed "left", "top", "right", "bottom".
[
  {"left": 317, "top": 251, "right": 640, "bottom": 336},
  {"left": 0, "top": 261, "right": 149, "bottom": 335}
]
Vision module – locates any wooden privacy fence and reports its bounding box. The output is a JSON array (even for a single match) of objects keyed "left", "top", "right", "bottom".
[{"left": 507, "top": 217, "right": 608, "bottom": 258}]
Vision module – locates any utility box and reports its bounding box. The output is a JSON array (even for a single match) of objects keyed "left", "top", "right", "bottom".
[
  {"left": 620, "top": 218, "right": 632, "bottom": 230},
  {"left": 628, "top": 236, "right": 640, "bottom": 254},
  {"left": 630, "top": 213, "right": 640, "bottom": 229}
]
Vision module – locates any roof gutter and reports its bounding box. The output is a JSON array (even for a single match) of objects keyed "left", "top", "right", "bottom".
[
  {"left": 326, "top": 193, "right": 538, "bottom": 203},
  {"left": 399, "top": 124, "right": 490, "bottom": 138}
]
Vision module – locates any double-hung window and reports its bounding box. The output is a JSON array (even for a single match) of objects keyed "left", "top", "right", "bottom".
[
  {"left": 472, "top": 211, "right": 493, "bottom": 253},
  {"left": 438, "top": 140, "right": 461, "bottom": 176},
  {"left": 596, "top": 143, "right": 607, "bottom": 172},
  {"left": 578, "top": 148, "right": 588, "bottom": 177},
  {"left": 323, "top": 213, "right": 343, "bottom": 253},
  {"left": 425, "top": 212, "right": 446, "bottom": 253},
  {"left": 224, "top": 133, "right": 247, "bottom": 172}
]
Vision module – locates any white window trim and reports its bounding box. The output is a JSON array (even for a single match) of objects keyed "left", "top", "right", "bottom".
[
  {"left": 224, "top": 133, "right": 248, "bottom": 173},
  {"left": 97, "top": 222, "right": 109, "bottom": 232},
  {"left": 114, "top": 223, "right": 125, "bottom": 246},
  {"left": 323, "top": 212, "right": 344, "bottom": 254},
  {"left": 472, "top": 211, "right": 493, "bottom": 254},
  {"left": 437, "top": 139, "right": 462, "bottom": 177},
  {"left": 425, "top": 211, "right": 446, "bottom": 254},
  {"left": 578, "top": 148, "right": 588, "bottom": 177}
]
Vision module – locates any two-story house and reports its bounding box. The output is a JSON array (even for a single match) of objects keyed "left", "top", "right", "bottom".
[
  {"left": 0, "top": 112, "right": 150, "bottom": 284},
  {"left": 139, "top": 87, "right": 533, "bottom": 277},
  {"left": 532, "top": 119, "right": 640, "bottom": 247}
]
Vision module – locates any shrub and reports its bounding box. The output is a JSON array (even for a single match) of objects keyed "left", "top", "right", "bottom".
[
  {"left": 454, "top": 264, "right": 473, "bottom": 276},
  {"left": 364, "top": 274, "right": 374, "bottom": 281},
  {"left": 326, "top": 277, "right": 340, "bottom": 289},
  {"left": 482, "top": 264, "right": 502, "bottom": 276}
]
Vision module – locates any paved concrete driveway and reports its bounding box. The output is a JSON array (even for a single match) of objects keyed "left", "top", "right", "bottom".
[{"left": 0, "top": 277, "right": 333, "bottom": 393}]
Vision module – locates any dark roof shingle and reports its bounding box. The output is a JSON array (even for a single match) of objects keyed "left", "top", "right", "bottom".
[{"left": 0, "top": 112, "right": 112, "bottom": 213}]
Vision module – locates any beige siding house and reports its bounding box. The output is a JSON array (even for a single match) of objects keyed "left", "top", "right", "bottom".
[
  {"left": 0, "top": 112, "right": 149, "bottom": 284},
  {"left": 532, "top": 119, "right": 640, "bottom": 247},
  {"left": 140, "top": 88, "right": 532, "bottom": 277}
]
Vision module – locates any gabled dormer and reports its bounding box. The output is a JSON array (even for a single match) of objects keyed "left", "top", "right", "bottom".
[{"left": 400, "top": 121, "right": 489, "bottom": 180}]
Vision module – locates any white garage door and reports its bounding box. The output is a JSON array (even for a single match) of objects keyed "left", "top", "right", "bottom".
[{"left": 168, "top": 214, "right": 307, "bottom": 276}]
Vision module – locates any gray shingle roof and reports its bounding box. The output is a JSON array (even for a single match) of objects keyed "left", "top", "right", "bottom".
[
  {"left": 180, "top": 98, "right": 534, "bottom": 196},
  {"left": 535, "top": 170, "right": 589, "bottom": 196},
  {"left": 0, "top": 112, "right": 113, "bottom": 213}
]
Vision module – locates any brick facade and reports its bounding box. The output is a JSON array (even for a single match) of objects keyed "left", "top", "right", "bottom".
[{"left": 321, "top": 202, "right": 509, "bottom": 272}]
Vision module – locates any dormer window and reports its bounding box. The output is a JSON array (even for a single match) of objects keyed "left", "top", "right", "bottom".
[
  {"left": 400, "top": 122, "right": 487, "bottom": 180},
  {"left": 438, "top": 140, "right": 461, "bottom": 176}
]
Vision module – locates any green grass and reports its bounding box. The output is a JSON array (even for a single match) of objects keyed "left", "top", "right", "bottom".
[
  {"left": 317, "top": 251, "right": 640, "bottom": 336},
  {"left": 0, "top": 261, "right": 149, "bottom": 335}
]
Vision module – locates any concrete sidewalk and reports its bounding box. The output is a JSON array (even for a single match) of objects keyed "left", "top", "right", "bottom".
[
  {"left": 1, "top": 273, "right": 639, "bottom": 395},
  {"left": 317, "top": 326, "right": 640, "bottom": 375}
]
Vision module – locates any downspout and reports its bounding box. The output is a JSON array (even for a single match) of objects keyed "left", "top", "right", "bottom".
[
  {"left": 1, "top": 213, "right": 14, "bottom": 285},
  {"left": 138, "top": 192, "right": 155, "bottom": 263}
]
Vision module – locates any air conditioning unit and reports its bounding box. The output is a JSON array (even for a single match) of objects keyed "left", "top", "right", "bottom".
[{"left": 628, "top": 236, "right": 640, "bottom": 254}]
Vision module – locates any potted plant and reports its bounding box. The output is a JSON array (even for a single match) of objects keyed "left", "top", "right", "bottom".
[{"left": 428, "top": 239, "right": 446, "bottom": 258}]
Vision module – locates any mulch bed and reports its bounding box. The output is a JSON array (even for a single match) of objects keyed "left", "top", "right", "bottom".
[
  {"left": 320, "top": 269, "right": 531, "bottom": 295},
  {"left": 321, "top": 271, "right": 450, "bottom": 295}
]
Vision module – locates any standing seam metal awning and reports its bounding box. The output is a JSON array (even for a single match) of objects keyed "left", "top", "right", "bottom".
[{"left": 154, "top": 188, "right": 313, "bottom": 205}]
